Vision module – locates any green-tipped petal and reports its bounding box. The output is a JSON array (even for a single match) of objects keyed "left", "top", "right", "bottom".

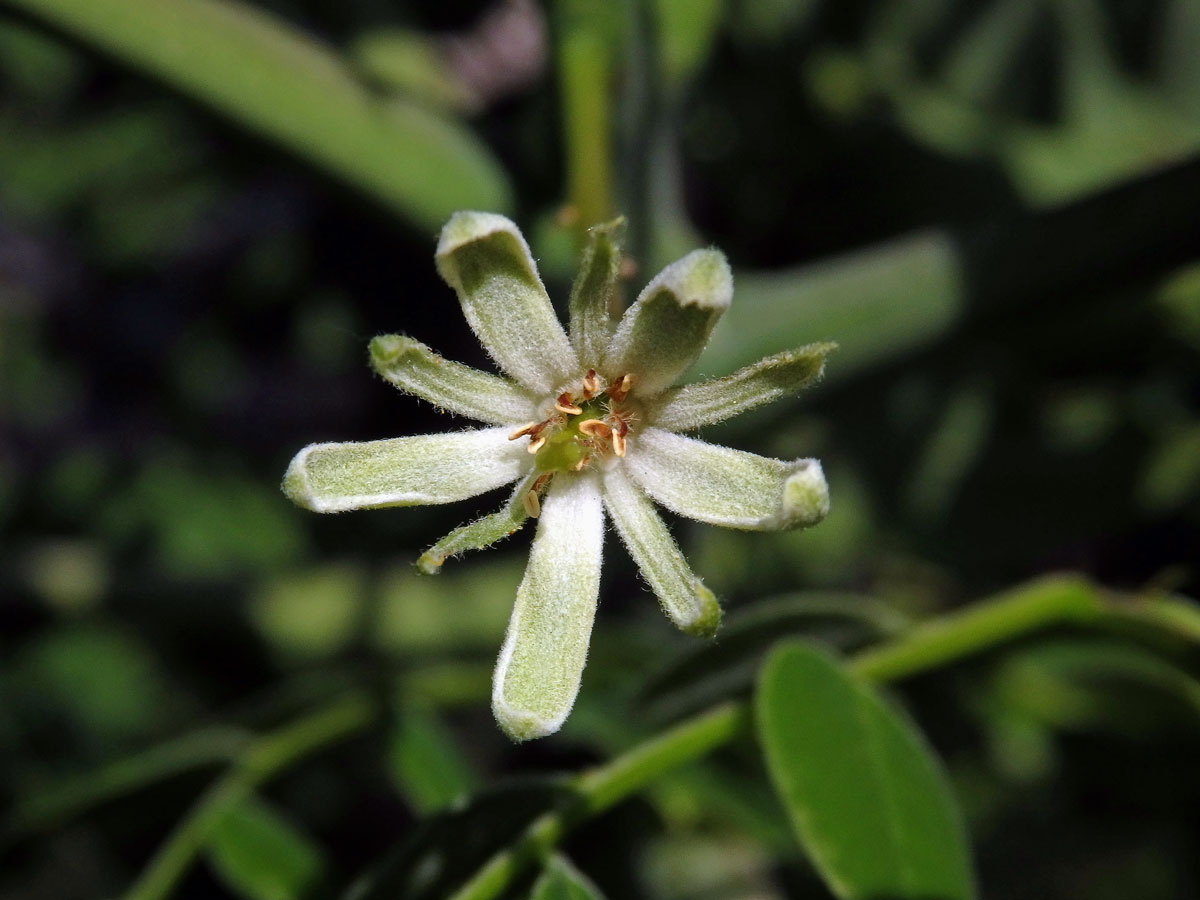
[
  {"left": 417, "top": 471, "right": 537, "bottom": 574},
  {"left": 492, "top": 474, "right": 603, "bottom": 741},
  {"left": 568, "top": 217, "right": 626, "bottom": 362},
  {"left": 652, "top": 342, "right": 836, "bottom": 431},
  {"left": 627, "top": 427, "right": 830, "bottom": 530},
  {"left": 283, "top": 427, "right": 527, "bottom": 512},
  {"left": 369, "top": 334, "right": 539, "bottom": 425},
  {"left": 436, "top": 211, "right": 580, "bottom": 393},
  {"left": 602, "top": 248, "right": 732, "bottom": 397},
  {"left": 602, "top": 466, "right": 721, "bottom": 637}
]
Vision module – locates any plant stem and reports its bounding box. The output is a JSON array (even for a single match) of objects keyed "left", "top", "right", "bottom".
[
  {"left": 6, "top": 726, "right": 250, "bottom": 841},
  {"left": 557, "top": 5, "right": 615, "bottom": 239},
  {"left": 120, "top": 693, "right": 374, "bottom": 900},
  {"left": 448, "top": 575, "right": 1111, "bottom": 900},
  {"left": 448, "top": 702, "right": 749, "bottom": 900}
]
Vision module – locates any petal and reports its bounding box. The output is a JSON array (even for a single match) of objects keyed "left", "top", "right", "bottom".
[
  {"left": 436, "top": 211, "right": 580, "bottom": 393},
  {"left": 602, "top": 248, "right": 732, "bottom": 397},
  {"left": 568, "top": 217, "right": 625, "bottom": 363},
  {"left": 283, "top": 426, "right": 528, "bottom": 513},
  {"left": 626, "top": 427, "right": 830, "bottom": 530},
  {"left": 416, "top": 471, "right": 537, "bottom": 574},
  {"left": 492, "top": 473, "right": 603, "bottom": 741},
  {"left": 651, "top": 342, "right": 836, "bottom": 432},
  {"left": 369, "top": 334, "right": 539, "bottom": 425},
  {"left": 602, "top": 465, "right": 721, "bottom": 637}
]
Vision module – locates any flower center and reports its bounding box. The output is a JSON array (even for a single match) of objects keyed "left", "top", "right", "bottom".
[{"left": 507, "top": 372, "right": 636, "bottom": 516}]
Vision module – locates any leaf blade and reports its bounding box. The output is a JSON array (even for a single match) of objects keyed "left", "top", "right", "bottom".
[{"left": 755, "top": 641, "right": 975, "bottom": 900}]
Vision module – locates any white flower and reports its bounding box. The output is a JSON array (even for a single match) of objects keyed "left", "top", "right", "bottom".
[{"left": 283, "top": 212, "right": 833, "bottom": 741}]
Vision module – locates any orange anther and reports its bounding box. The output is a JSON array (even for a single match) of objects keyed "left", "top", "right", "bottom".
[
  {"left": 522, "top": 490, "right": 541, "bottom": 518},
  {"left": 555, "top": 392, "right": 583, "bottom": 415},
  {"left": 508, "top": 421, "right": 539, "bottom": 441}
]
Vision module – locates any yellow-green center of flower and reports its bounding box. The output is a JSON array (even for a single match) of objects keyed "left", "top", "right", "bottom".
[{"left": 534, "top": 397, "right": 610, "bottom": 473}]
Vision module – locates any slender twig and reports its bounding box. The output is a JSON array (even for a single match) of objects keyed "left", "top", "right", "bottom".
[
  {"left": 557, "top": 3, "right": 615, "bottom": 241},
  {"left": 447, "top": 575, "right": 1113, "bottom": 900},
  {"left": 120, "top": 693, "right": 375, "bottom": 900}
]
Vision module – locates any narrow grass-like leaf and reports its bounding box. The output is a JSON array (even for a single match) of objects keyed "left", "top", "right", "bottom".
[
  {"left": 207, "top": 796, "right": 325, "bottom": 900},
  {"left": 756, "top": 641, "right": 975, "bottom": 900},
  {"left": 529, "top": 855, "right": 606, "bottom": 900},
  {"left": 7, "top": 0, "right": 511, "bottom": 230}
]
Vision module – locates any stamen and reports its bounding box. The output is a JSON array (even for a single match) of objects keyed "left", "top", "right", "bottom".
[
  {"left": 527, "top": 435, "right": 547, "bottom": 454},
  {"left": 522, "top": 490, "right": 541, "bottom": 518},
  {"left": 612, "top": 426, "right": 626, "bottom": 457},
  {"left": 508, "top": 421, "right": 539, "bottom": 441},
  {"left": 578, "top": 419, "right": 612, "bottom": 440},
  {"left": 581, "top": 370, "right": 600, "bottom": 399},
  {"left": 608, "top": 374, "right": 634, "bottom": 403},
  {"left": 572, "top": 455, "right": 590, "bottom": 471},
  {"left": 555, "top": 392, "right": 583, "bottom": 415}
]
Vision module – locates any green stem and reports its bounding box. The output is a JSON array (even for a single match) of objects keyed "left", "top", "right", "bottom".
[
  {"left": 557, "top": 7, "right": 615, "bottom": 239},
  {"left": 448, "top": 702, "right": 749, "bottom": 900},
  {"left": 448, "top": 575, "right": 1110, "bottom": 900},
  {"left": 120, "top": 693, "right": 374, "bottom": 900},
  {"left": 7, "top": 726, "right": 250, "bottom": 840}
]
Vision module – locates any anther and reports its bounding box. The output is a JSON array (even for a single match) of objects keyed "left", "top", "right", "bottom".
[
  {"left": 522, "top": 490, "right": 541, "bottom": 518},
  {"left": 608, "top": 374, "right": 634, "bottom": 403},
  {"left": 581, "top": 370, "right": 600, "bottom": 399},
  {"left": 555, "top": 392, "right": 583, "bottom": 415},
  {"left": 527, "top": 435, "right": 547, "bottom": 454},
  {"left": 578, "top": 419, "right": 612, "bottom": 440},
  {"left": 612, "top": 426, "right": 626, "bottom": 457},
  {"left": 508, "top": 422, "right": 539, "bottom": 441}
]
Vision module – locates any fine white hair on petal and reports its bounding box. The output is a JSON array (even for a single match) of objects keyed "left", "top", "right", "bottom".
[
  {"left": 602, "top": 465, "right": 721, "bottom": 637},
  {"left": 436, "top": 211, "right": 581, "bottom": 394},
  {"left": 625, "top": 427, "right": 830, "bottom": 530},
  {"left": 492, "top": 472, "right": 604, "bottom": 741},
  {"left": 602, "top": 248, "right": 733, "bottom": 397},
  {"left": 282, "top": 426, "right": 530, "bottom": 513}
]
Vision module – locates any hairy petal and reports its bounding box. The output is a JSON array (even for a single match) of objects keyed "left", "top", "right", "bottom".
[
  {"left": 436, "top": 211, "right": 580, "bottom": 393},
  {"left": 652, "top": 342, "right": 836, "bottom": 431},
  {"left": 369, "top": 334, "right": 539, "bottom": 424},
  {"left": 602, "top": 249, "right": 732, "bottom": 397},
  {"left": 492, "top": 474, "right": 603, "bottom": 741},
  {"left": 603, "top": 465, "right": 721, "bottom": 637},
  {"left": 282, "top": 427, "right": 528, "bottom": 512},
  {"left": 568, "top": 217, "right": 625, "bottom": 363},
  {"left": 416, "top": 471, "right": 537, "bottom": 574},
  {"left": 627, "top": 428, "right": 830, "bottom": 530}
]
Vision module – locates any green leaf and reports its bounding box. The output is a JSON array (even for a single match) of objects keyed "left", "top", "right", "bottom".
[
  {"left": 388, "top": 705, "right": 479, "bottom": 815},
  {"left": 529, "top": 855, "right": 606, "bottom": 900},
  {"left": 756, "top": 641, "right": 975, "bottom": 900},
  {"left": 6, "top": 0, "right": 511, "bottom": 231},
  {"left": 207, "top": 796, "right": 325, "bottom": 900}
]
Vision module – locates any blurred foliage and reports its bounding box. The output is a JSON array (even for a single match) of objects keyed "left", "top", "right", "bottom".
[{"left": 1, "top": 0, "right": 1199, "bottom": 899}]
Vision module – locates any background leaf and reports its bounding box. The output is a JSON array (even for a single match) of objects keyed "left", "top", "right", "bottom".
[
  {"left": 756, "top": 641, "right": 975, "bottom": 900},
  {"left": 528, "top": 855, "right": 606, "bottom": 900},
  {"left": 207, "top": 795, "right": 326, "bottom": 900},
  {"left": 5, "top": 0, "right": 512, "bottom": 230}
]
